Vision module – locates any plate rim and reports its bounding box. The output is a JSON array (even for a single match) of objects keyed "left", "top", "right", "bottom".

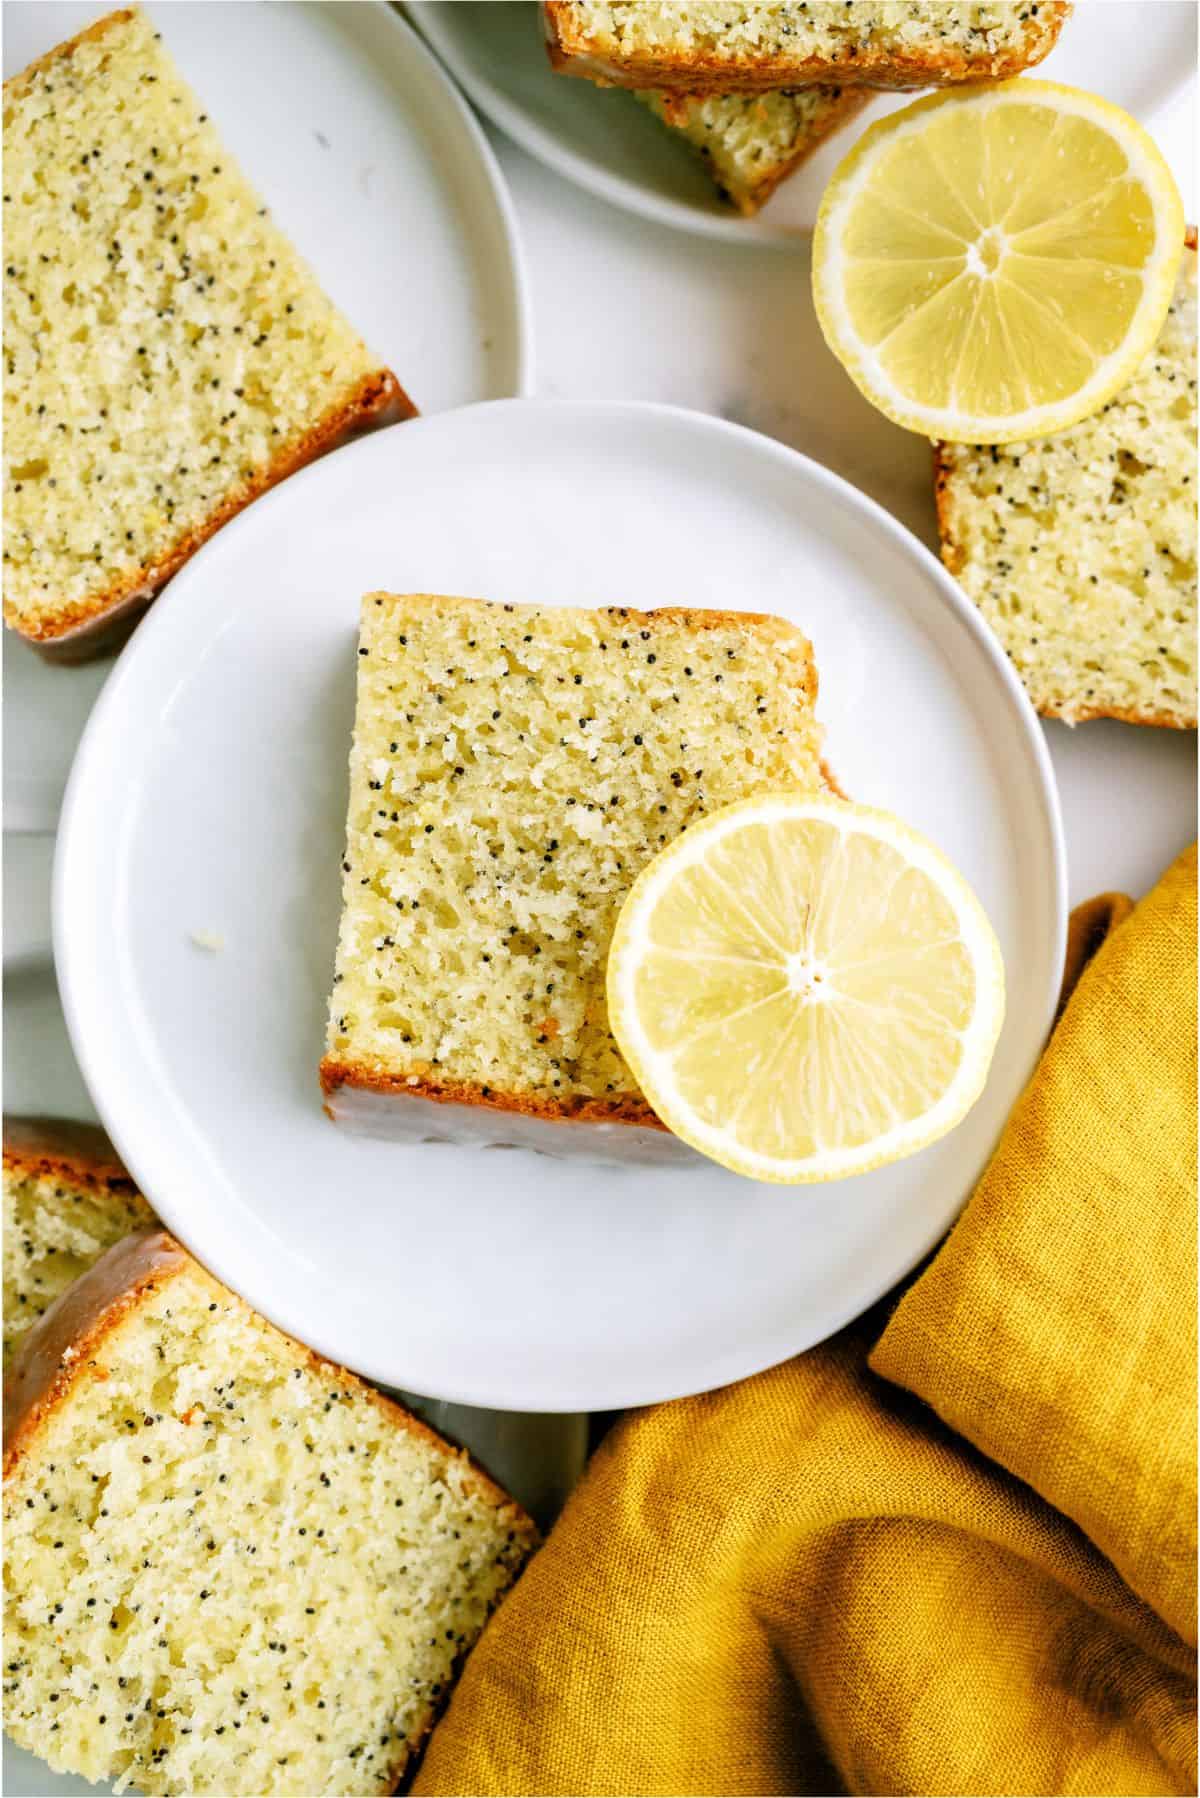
[
  {"left": 406, "top": 0, "right": 815, "bottom": 249},
  {"left": 53, "top": 396, "right": 1068, "bottom": 1411},
  {"left": 374, "top": 1, "right": 537, "bottom": 397},
  {"left": 1, "top": 0, "right": 535, "bottom": 836}
]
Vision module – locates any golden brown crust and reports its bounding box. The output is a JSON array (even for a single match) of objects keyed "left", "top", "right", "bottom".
[
  {"left": 11, "top": 371, "right": 416, "bottom": 662},
  {"left": 1053, "top": 703, "right": 1197, "bottom": 727},
  {"left": 543, "top": 1, "right": 1072, "bottom": 93},
  {"left": 1, "top": 6, "right": 135, "bottom": 100},
  {"left": 1, "top": 1116, "right": 160, "bottom": 1250},
  {"left": 931, "top": 437, "right": 965, "bottom": 576},
  {"left": 3, "top": 1114, "right": 135, "bottom": 1190},
  {"left": 2, "top": 1231, "right": 186, "bottom": 1466},
  {"left": 819, "top": 756, "right": 847, "bottom": 800},
  {"left": 320, "top": 1056, "right": 668, "bottom": 1130},
  {"left": 382, "top": 592, "right": 817, "bottom": 641}
]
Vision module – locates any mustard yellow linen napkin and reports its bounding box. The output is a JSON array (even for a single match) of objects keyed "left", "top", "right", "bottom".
[{"left": 416, "top": 847, "right": 1198, "bottom": 1798}]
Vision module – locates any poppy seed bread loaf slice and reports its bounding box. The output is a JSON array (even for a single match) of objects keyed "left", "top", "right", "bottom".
[
  {"left": 4, "top": 9, "right": 413, "bottom": 661},
  {"left": 3, "top": 1230, "right": 536, "bottom": 1797},
  {"left": 3, "top": 1116, "right": 156, "bottom": 1373},
  {"left": 321, "top": 594, "right": 826, "bottom": 1159},
  {"left": 935, "top": 233, "right": 1197, "bottom": 728},
  {"left": 635, "top": 85, "right": 869, "bottom": 215},
  {"left": 543, "top": 2, "right": 1071, "bottom": 94}
]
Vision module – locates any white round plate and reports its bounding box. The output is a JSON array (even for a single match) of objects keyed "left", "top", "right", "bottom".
[
  {"left": 409, "top": 0, "right": 1195, "bottom": 244},
  {"left": 56, "top": 399, "right": 1065, "bottom": 1413},
  {"left": 2, "top": 0, "right": 530, "bottom": 833}
]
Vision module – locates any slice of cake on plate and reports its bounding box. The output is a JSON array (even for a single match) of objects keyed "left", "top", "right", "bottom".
[
  {"left": 4, "top": 8, "right": 413, "bottom": 661},
  {"left": 634, "top": 85, "right": 869, "bottom": 215},
  {"left": 4, "top": 1231, "right": 536, "bottom": 1796},
  {"left": 935, "top": 232, "right": 1197, "bottom": 727},
  {"left": 321, "top": 593, "right": 827, "bottom": 1159},
  {"left": 3, "top": 1116, "right": 156, "bottom": 1372},
  {"left": 543, "top": 2, "right": 1072, "bottom": 94}
]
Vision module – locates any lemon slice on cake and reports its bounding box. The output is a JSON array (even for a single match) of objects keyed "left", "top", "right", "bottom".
[
  {"left": 812, "top": 81, "right": 1184, "bottom": 444},
  {"left": 606, "top": 796, "right": 1005, "bottom": 1184}
]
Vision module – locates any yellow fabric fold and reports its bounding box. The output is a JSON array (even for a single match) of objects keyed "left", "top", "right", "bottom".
[
  {"left": 871, "top": 849, "right": 1197, "bottom": 1648},
  {"left": 416, "top": 848, "right": 1198, "bottom": 1798}
]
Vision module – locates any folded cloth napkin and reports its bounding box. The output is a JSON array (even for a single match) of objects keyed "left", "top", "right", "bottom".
[{"left": 416, "top": 846, "right": 1197, "bottom": 1798}]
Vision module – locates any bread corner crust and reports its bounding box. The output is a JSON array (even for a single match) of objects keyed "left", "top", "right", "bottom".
[
  {"left": 1031, "top": 697, "right": 1196, "bottom": 730},
  {"left": 319, "top": 1056, "right": 668, "bottom": 1131},
  {"left": 543, "top": 1, "right": 1071, "bottom": 93},
  {"left": 2, "top": 1114, "right": 137, "bottom": 1189},
  {"left": 6, "top": 370, "right": 417, "bottom": 663},
  {"left": 2, "top": 1230, "right": 191, "bottom": 1473},
  {"left": 2, "top": 7, "right": 137, "bottom": 100},
  {"left": 931, "top": 440, "right": 965, "bottom": 576}
]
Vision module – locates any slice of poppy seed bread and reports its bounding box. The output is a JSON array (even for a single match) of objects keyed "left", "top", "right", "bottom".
[
  {"left": 3, "top": 1116, "right": 156, "bottom": 1373},
  {"left": 4, "top": 9, "right": 413, "bottom": 661},
  {"left": 634, "top": 85, "right": 869, "bottom": 215},
  {"left": 543, "top": 2, "right": 1072, "bottom": 94},
  {"left": 320, "top": 594, "right": 827, "bottom": 1159},
  {"left": 935, "top": 233, "right": 1197, "bottom": 728},
  {"left": 3, "top": 1231, "right": 537, "bottom": 1797}
]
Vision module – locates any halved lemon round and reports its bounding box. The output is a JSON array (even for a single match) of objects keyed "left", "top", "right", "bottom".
[
  {"left": 812, "top": 81, "right": 1184, "bottom": 444},
  {"left": 607, "top": 796, "right": 1005, "bottom": 1184}
]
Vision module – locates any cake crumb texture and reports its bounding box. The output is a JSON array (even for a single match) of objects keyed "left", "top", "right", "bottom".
[
  {"left": 3, "top": 1120, "right": 155, "bottom": 1372},
  {"left": 3, "top": 1237, "right": 536, "bottom": 1796},
  {"left": 544, "top": 2, "right": 1071, "bottom": 91},
  {"left": 635, "top": 85, "right": 868, "bottom": 213},
  {"left": 936, "top": 237, "right": 1197, "bottom": 728},
  {"left": 323, "top": 595, "right": 825, "bottom": 1121},
  {"left": 3, "top": 8, "right": 407, "bottom": 650}
]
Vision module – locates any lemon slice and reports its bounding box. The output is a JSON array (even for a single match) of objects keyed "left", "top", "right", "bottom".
[
  {"left": 812, "top": 81, "right": 1184, "bottom": 444},
  {"left": 607, "top": 796, "right": 1005, "bottom": 1184}
]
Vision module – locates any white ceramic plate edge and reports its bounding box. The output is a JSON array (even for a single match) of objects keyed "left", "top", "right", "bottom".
[
  {"left": 53, "top": 398, "right": 1067, "bottom": 1411},
  {"left": 378, "top": 4, "right": 537, "bottom": 397},
  {"left": 405, "top": 2, "right": 812, "bottom": 249}
]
